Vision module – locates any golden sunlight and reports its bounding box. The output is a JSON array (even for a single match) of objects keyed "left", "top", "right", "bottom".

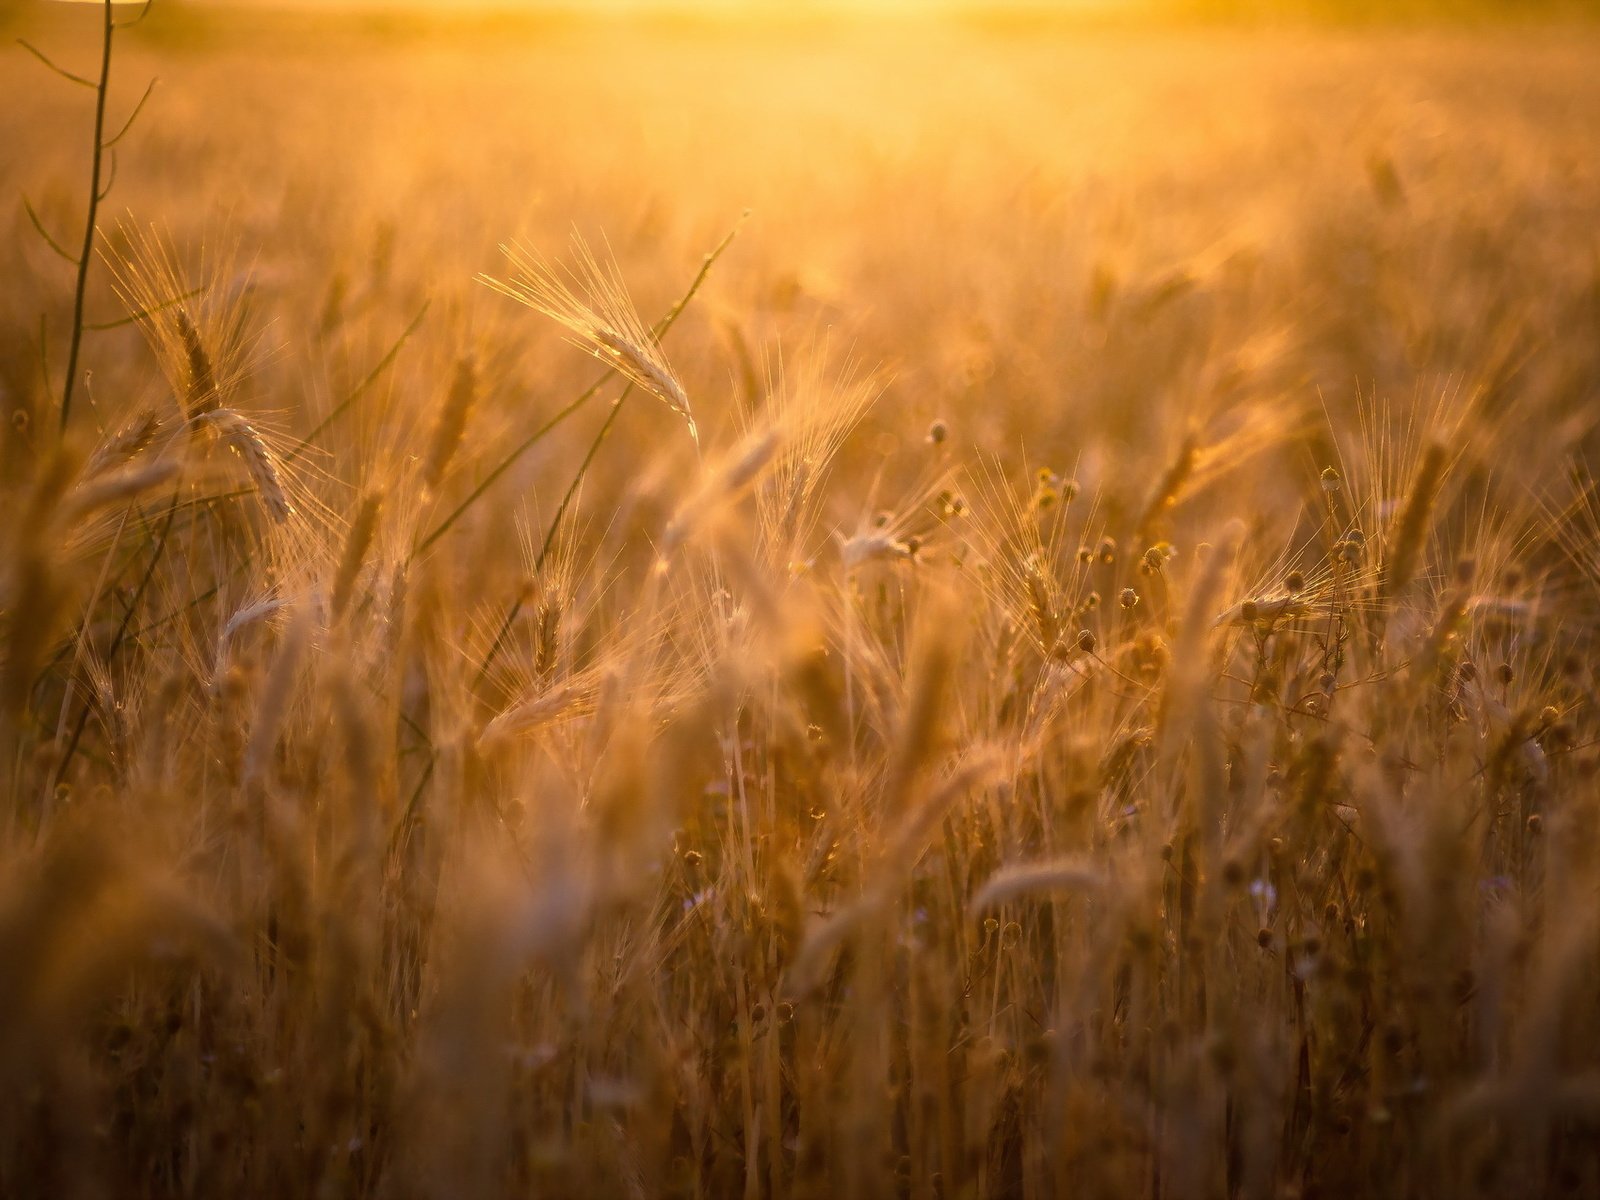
[
  {"left": 208, "top": 0, "right": 1139, "bottom": 11},
  {"left": 6, "top": 0, "right": 1600, "bottom": 1195}
]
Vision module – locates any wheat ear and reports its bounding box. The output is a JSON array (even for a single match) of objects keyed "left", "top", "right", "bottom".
[{"left": 194, "top": 408, "right": 293, "bottom": 524}]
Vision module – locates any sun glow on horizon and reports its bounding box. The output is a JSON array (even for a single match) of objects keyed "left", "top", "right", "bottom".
[{"left": 166, "top": 0, "right": 1140, "bottom": 13}]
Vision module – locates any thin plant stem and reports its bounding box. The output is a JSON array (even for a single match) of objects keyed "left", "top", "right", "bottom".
[
  {"left": 474, "top": 387, "right": 632, "bottom": 686},
  {"left": 415, "top": 219, "right": 741, "bottom": 561},
  {"left": 60, "top": 0, "right": 117, "bottom": 434}
]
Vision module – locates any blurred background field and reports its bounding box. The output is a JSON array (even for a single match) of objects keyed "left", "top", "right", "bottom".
[
  {"left": 5, "top": 2, "right": 1600, "bottom": 1197},
  {"left": 7, "top": 4, "right": 1600, "bottom": 498}
]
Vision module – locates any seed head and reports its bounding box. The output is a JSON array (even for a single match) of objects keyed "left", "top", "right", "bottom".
[
  {"left": 176, "top": 310, "right": 220, "bottom": 417},
  {"left": 195, "top": 408, "right": 293, "bottom": 523},
  {"left": 423, "top": 356, "right": 477, "bottom": 489},
  {"left": 484, "top": 237, "right": 697, "bottom": 443}
]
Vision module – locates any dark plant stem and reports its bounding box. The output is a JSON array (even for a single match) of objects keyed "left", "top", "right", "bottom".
[
  {"left": 53, "top": 488, "right": 180, "bottom": 791},
  {"left": 60, "top": 0, "right": 116, "bottom": 434}
]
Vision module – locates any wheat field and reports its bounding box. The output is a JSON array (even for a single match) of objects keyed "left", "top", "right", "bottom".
[{"left": 5, "top": 3, "right": 1600, "bottom": 1197}]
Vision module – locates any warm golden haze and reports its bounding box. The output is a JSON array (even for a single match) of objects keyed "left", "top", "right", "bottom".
[{"left": 5, "top": 3, "right": 1600, "bottom": 1197}]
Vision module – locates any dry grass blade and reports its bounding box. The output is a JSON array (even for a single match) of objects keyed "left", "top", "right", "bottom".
[
  {"left": 969, "top": 858, "right": 1108, "bottom": 915},
  {"left": 63, "top": 457, "right": 180, "bottom": 524}
]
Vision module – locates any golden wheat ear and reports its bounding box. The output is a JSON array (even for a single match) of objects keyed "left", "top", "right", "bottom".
[
  {"left": 106, "top": 224, "right": 261, "bottom": 421},
  {"left": 480, "top": 235, "right": 697, "bottom": 446},
  {"left": 192, "top": 408, "right": 294, "bottom": 524}
]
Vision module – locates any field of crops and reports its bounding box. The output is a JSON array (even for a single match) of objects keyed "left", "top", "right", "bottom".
[{"left": 5, "top": 5, "right": 1600, "bottom": 1196}]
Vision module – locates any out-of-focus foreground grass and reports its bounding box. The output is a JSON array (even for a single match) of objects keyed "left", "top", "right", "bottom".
[{"left": 4, "top": 4, "right": 1600, "bottom": 1197}]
